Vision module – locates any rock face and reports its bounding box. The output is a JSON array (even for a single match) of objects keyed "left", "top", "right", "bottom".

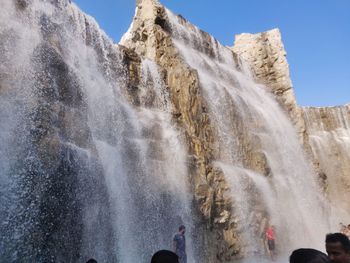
[
  {"left": 232, "top": 29, "right": 306, "bottom": 142},
  {"left": 122, "top": 1, "right": 231, "bottom": 260},
  {"left": 233, "top": 29, "right": 350, "bottom": 229},
  {"left": 120, "top": 0, "right": 339, "bottom": 261},
  {"left": 302, "top": 105, "right": 350, "bottom": 220},
  {"left": 1, "top": 0, "right": 349, "bottom": 262},
  {"left": 0, "top": 1, "right": 144, "bottom": 261}
]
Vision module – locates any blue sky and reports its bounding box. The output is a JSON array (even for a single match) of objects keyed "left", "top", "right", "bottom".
[{"left": 73, "top": 0, "right": 350, "bottom": 107}]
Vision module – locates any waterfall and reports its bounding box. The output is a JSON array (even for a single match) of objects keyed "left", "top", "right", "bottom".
[
  {"left": 2, "top": 0, "right": 344, "bottom": 262},
  {"left": 0, "top": 1, "right": 196, "bottom": 262},
  {"left": 166, "top": 9, "right": 331, "bottom": 260},
  {"left": 302, "top": 106, "right": 350, "bottom": 225}
]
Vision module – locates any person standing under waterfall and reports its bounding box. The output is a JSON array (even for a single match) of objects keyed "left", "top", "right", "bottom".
[
  {"left": 265, "top": 225, "right": 276, "bottom": 261},
  {"left": 173, "top": 225, "right": 187, "bottom": 263}
]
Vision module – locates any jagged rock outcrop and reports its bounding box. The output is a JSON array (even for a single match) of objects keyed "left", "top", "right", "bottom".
[
  {"left": 302, "top": 105, "right": 350, "bottom": 218},
  {"left": 233, "top": 29, "right": 350, "bottom": 226},
  {"left": 232, "top": 29, "right": 324, "bottom": 188},
  {"left": 120, "top": 0, "right": 315, "bottom": 261},
  {"left": 121, "top": 0, "right": 350, "bottom": 261},
  {"left": 2, "top": 0, "right": 349, "bottom": 262},
  {"left": 232, "top": 29, "right": 306, "bottom": 143},
  {"left": 121, "top": 0, "right": 235, "bottom": 260}
]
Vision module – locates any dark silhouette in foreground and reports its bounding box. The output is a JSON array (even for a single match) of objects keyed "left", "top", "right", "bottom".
[
  {"left": 325, "top": 233, "right": 350, "bottom": 263},
  {"left": 151, "top": 250, "right": 179, "bottom": 263},
  {"left": 86, "top": 259, "right": 97, "bottom": 263},
  {"left": 290, "top": 248, "right": 330, "bottom": 263}
]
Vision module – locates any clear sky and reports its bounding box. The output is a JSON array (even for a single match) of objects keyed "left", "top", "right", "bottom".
[{"left": 73, "top": 0, "right": 350, "bottom": 107}]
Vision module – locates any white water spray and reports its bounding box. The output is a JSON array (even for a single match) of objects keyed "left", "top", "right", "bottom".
[
  {"left": 303, "top": 107, "right": 350, "bottom": 225},
  {"left": 0, "top": 1, "right": 197, "bottom": 262},
  {"left": 166, "top": 9, "right": 331, "bottom": 261}
]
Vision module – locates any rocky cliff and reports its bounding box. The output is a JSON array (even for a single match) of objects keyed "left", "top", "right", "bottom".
[
  {"left": 232, "top": 29, "right": 306, "bottom": 142},
  {"left": 1, "top": 0, "right": 349, "bottom": 262},
  {"left": 232, "top": 29, "right": 350, "bottom": 227},
  {"left": 302, "top": 105, "right": 350, "bottom": 220},
  {"left": 121, "top": 0, "right": 338, "bottom": 260},
  {"left": 121, "top": 1, "right": 233, "bottom": 260},
  {"left": 1, "top": 0, "right": 150, "bottom": 261}
]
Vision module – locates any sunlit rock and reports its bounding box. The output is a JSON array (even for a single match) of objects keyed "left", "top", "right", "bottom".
[{"left": 1, "top": 0, "right": 349, "bottom": 262}]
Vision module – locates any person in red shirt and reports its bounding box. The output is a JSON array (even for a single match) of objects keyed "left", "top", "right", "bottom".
[{"left": 265, "top": 225, "right": 276, "bottom": 261}]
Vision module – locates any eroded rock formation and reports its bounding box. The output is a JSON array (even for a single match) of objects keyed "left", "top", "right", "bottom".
[
  {"left": 1, "top": 0, "right": 349, "bottom": 262},
  {"left": 232, "top": 28, "right": 350, "bottom": 228},
  {"left": 232, "top": 29, "right": 306, "bottom": 142},
  {"left": 302, "top": 105, "right": 350, "bottom": 218},
  {"left": 121, "top": 1, "right": 234, "bottom": 260}
]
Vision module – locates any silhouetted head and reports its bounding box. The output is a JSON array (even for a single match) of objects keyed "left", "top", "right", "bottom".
[
  {"left": 290, "top": 248, "right": 330, "bottom": 263},
  {"left": 179, "top": 225, "right": 186, "bottom": 234},
  {"left": 151, "top": 250, "right": 179, "bottom": 263},
  {"left": 86, "top": 259, "right": 97, "bottom": 263},
  {"left": 325, "top": 233, "right": 350, "bottom": 263}
]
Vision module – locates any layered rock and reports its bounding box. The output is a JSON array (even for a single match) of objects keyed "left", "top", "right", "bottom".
[
  {"left": 2, "top": 0, "right": 349, "bottom": 262},
  {"left": 121, "top": 0, "right": 233, "bottom": 260},
  {"left": 302, "top": 105, "right": 350, "bottom": 220},
  {"left": 232, "top": 29, "right": 320, "bottom": 186},
  {"left": 120, "top": 1, "right": 320, "bottom": 260},
  {"left": 232, "top": 29, "right": 306, "bottom": 143},
  {"left": 233, "top": 29, "right": 350, "bottom": 227}
]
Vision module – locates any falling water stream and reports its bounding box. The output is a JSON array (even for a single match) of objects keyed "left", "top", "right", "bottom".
[
  {"left": 302, "top": 107, "right": 350, "bottom": 225},
  {"left": 0, "top": 0, "right": 341, "bottom": 262},
  {"left": 166, "top": 9, "right": 331, "bottom": 261},
  {"left": 0, "top": 1, "right": 196, "bottom": 262}
]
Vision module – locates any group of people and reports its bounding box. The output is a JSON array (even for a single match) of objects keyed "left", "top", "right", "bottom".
[
  {"left": 265, "top": 224, "right": 350, "bottom": 263},
  {"left": 85, "top": 225, "right": 187, "bottom": 263},
  {"left": 290, "top": 232, "right": 350, "bottom": 263},
  {"left": 160, "top": 225, "right": 350, "bottom": 263},
  {"left": 86, "top": 224, "right": 350, "bottom": 263}
]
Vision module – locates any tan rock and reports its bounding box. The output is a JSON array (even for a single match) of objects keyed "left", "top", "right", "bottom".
[
  {"left": 302, "top": 105, "right": 350, "bottom": 219},
  {"left": 233, "top": 28, "right": 350, "bottom": 228},
  {"left": 232, "top": 29, "right": 307, "bottom": 144},
  {"left": 110, "top": 1, "right": 350, "bottom": 260},
  {"left": 121, "top": 1, "right": 238, "bottom": 260}
]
